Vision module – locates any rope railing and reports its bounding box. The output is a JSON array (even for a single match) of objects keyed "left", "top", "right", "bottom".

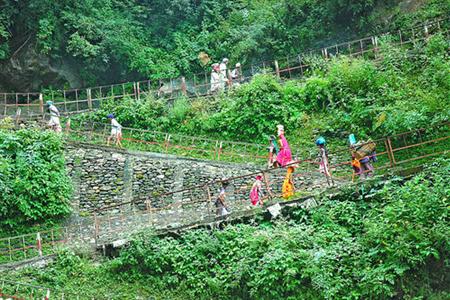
[
  {"left": 0, "top": 18, "right": 448, "bottom": 119},
  {"left": 64, "top": 119, "right": 271, "bottom": 164},
  {"left": 62, "top": 118, "right": 449, "bottom": 168}
]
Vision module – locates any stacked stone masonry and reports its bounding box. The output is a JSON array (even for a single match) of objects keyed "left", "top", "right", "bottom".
[{"left": 65, "top": 144, "right": 261, "bottom": 213}]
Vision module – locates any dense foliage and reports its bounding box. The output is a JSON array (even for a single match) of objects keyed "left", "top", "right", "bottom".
[
  {"left": 114, "top": 159, "right": 450, "bottom": 299},
  {"left": 73, "top": 34, "right": 449, "bottom": 145},
  {"left": 0, "top": 0, "right": 448, "bottom": 86},
  {"left": 4, "top": 159, "right": 449, "bottom": 299},
  {"left": 0, "top": 126, "right": 72, "bottom": 232}
]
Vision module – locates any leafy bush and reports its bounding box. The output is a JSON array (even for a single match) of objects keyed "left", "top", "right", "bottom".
[
  {"left": 114, "top": 159, "right": 450, "bottom": 299},
  {"left": 70, "top": 35, "right": 449, "bottom": 149},
  {"left": 0, "top": 129, "right": 72, "bottom": 231}
]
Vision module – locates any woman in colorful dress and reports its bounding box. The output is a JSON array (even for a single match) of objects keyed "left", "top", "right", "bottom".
[
  {"left": 282, "top": 166, "right": 295, "bottom": 199},
  {"left": 250, "top": 175, "right": 264, "bottom": 206},
  {"left": 276, "top": 125, "right": 292, "bottom": 167}
]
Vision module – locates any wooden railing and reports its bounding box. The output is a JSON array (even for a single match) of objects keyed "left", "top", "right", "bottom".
[{"left": 0, "top": 18, "right": 448, "bottom": 119}]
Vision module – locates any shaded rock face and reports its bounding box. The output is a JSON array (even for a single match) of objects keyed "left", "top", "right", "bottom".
[{"left": 0, "top": 41, "right": 82, "bottom": 92}]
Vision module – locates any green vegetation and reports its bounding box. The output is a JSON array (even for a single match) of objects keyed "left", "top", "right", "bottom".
[
  {"left": 0, "top": 126, "right": 72, "bottom": 234},
  {"left": 3, "top": 159, "right": 449, "bottom": 299},
  {"left": 72, "top": 33, "right": 449, "bottom": 148},
  {"left": 0, "top": 0, "right": 448, "bottom": 86},
  {"left": 1, "top": 2, "right": 449, "bottom": 299}
]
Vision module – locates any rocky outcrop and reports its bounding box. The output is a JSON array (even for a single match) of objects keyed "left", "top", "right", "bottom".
[{"left": 0, "top": 41, "right": 82, "bottom": 92}]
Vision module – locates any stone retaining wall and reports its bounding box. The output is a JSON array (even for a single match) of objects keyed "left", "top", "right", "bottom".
[{"left": 66, "top": 143, "right": 260, "bottom": 212}]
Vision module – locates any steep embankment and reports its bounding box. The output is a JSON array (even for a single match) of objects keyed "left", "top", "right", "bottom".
[
  {"left": 0, "top": 0, "right": 448, "bottom": 90},
  {"left": 2, "top": 159, "right": 449, "bottom": 299}
]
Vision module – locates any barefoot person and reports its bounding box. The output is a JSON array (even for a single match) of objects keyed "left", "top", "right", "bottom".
[{"left": 107, "top": 114, "right": 123, "bottom": 147}]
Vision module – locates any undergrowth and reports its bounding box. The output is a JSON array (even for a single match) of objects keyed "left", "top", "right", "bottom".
[{"left": 3, "top": 159, "right": 449, "bottom": 299}]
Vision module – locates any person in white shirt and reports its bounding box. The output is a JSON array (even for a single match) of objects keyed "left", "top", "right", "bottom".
[
  {"left": 107, "top": 114, "right": 122, "bottom": 147},
  {"left": 46, "top": 101, "right": 62, "bottom": 133},
  {"left": 210, "top": 63, "right": 221, "bottom": 93},
  {"left": 231, "top": 62, "right": 242, "bottom": 86},
  {"left": 215, "top": 181, "right": 230, "bottom": 217},
  {"left": 219, "top": 58, "right": 229, "bottom": 89}
]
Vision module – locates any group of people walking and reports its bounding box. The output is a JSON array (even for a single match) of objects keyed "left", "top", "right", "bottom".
[
  {"left": 44, "top": 103, "right": 375, "bottom": 218},
  {"left": 210, "top": 58, "right": 242, "bottom": 93},
  {"left": 45, "top": 101, "right": 123, "bottom": 147},
  {"left": 217, "top": 124, "right": 377, "bottom": 217}
]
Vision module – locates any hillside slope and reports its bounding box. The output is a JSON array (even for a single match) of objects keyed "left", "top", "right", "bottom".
[{"left": 0, "top": 0, "right": 448, "bottom": 91}]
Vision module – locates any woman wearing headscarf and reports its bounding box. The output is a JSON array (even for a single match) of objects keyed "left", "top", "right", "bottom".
[{"left": 276, "top": 125, "right": 292, "bottom": 167}]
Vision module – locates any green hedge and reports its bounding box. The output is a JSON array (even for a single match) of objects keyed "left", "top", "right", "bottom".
[{"left": 0, "top": 127, "right": 72, "bottom": 233}]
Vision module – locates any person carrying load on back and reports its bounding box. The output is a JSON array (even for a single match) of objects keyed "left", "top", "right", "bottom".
[
  {"left": 46, "top": 101, "right": 62, "bottom": 133},
  {"left": 349, "top": 134, "right": 376, "bottom": 181},
  {"left": 210, "top": 63, "right": 221, "bottom": 94},
  {"left": 276, "top": 125, "right": 293, "bottom": 167},
  {"left": 316, "top": 136, "right": 334, "bottom": 186},
  {"left": 107, "top": 114, "right": 123, "bottom": 147}
]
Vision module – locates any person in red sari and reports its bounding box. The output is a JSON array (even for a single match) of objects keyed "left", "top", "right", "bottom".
[{"left": 276, "top": 125, "right": 293, "bottom": 167}]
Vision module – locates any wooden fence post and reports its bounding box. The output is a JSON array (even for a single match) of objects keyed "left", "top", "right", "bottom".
[
  {"left": 93, "top": 213, "right": 99, "bottom": 245},
  {"left": 274, "top": 60, "right": 280, "bottom": 79},
  {"left": 36, "top": 232, "right": 43, "bottom": 257},
  {"left": 217, "top": 141, "right": 223, "bottom": 161},
  {"left": 87, "top": 88, "right": 92, "bottom": 111},
  {"left": 165, "top": 134, "right": 171, "bottom": 153},
  {"left": 386, "top": 137, "right": 396, "bottom": 166},
  {"left": 137, "top": 82, "right": 141, "bottom": 100},
  {"left": 181, "top": 77, "right": 187, "bottom": 96},
  {"left": 372, "top": 36, "right": 379, "bottom": 58},
  {"left": 39, "top": 93, "right": 44, "bottom": 114}
]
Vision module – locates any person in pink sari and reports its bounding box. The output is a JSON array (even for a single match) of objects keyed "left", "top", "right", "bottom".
[
  {"left": 250, "top": 175, "right": 263, "bottom": 206},
  {"left": 276, "top": 125, "right": 292, "bottom": 167}
]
